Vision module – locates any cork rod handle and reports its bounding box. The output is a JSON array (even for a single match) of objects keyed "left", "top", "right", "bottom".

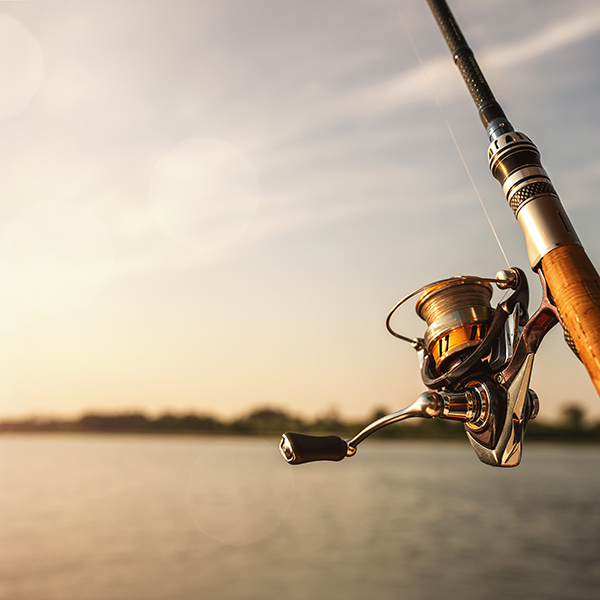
[{"left": 541, "top": 244, "right": 600, "bottom": 395}]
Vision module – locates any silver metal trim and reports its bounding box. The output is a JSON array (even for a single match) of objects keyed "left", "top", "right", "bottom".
[
  {"left": 346, "top": 392, "right": 443, "bottom": 453},
  {"left": 495, "top": 269, "right": 519, "bottom": 290},
  {"left": 465, "top": 382, "right": 490, "bottom": 431},
  {"left": 344, "top": 385, "right": 493, "bottom": 456},
  {"left": 487, "top": 130, "right": 581, "bottom": 268},
  {"left": 487, "top": 131, "right": 533, "bottom": 154},
  {"left": 279, "top": 434, "right": 296, "bottom": 463},
  {"left": 441, "top": 389, "right": 477, "bottom": 421},
  {"left": 528, "top": 390, "right": 539, "bottom": 421},
  {"left": 516, "top": 195, "right": 581, "bottom": 267},
  {"left": 466, "top": 353, "right": 535, "bottom": 467},
  {"left": 502, "top": 167, "right": 548, "bottom": 198}
]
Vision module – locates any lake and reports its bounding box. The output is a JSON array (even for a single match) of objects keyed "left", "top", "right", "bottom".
[{"left": 0, "top": 435, "right": 599, "bottom": 599}]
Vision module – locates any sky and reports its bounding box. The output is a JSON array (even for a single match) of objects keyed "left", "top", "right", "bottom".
[{"left": 0, "top": 0, "right": 599, "bottom": 423}]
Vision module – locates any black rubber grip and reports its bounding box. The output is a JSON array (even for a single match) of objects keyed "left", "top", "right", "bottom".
[{"left": 280, "top": 432, "right": 348, "bottom": 465}]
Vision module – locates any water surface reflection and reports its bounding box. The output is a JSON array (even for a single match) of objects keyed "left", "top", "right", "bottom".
[{"left": 0, "top": 435, "right": 598, "bottom": 599}]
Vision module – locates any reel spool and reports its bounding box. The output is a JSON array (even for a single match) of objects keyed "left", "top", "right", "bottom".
[
  {"left": 386, "top": 269, "right": 521, "bottom": 382},
  {"left": 415, "top": 279, "right": 493, "bottom": 373}
]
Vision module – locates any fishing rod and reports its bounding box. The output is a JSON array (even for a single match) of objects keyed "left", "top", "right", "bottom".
[
  {"left": 426, "top": 0, "right": 600, "bottom": 387},
  {"left": 279, "top": 0, "right": 600, "bottom": 468}
]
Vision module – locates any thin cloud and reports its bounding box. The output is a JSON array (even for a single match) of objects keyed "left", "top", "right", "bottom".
[
  {"left": 310, "top": 4, "right": 600, "bottom": 126},
  {"left": 483, "top": 7, "right": 600, "bottom": 70}
]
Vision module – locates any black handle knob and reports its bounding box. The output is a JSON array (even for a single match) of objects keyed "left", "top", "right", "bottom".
[{"left": 280, "top": 432, "right": 348, "bottom": 464}]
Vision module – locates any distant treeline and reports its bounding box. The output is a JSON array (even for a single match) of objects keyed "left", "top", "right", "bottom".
[{"left": 1, "top": 403, "right": 600, "bottom": 442}]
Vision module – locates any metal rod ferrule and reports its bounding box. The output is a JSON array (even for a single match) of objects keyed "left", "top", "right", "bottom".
[{"left": 488, "top": 132, "right": 581, "bottom": 267}]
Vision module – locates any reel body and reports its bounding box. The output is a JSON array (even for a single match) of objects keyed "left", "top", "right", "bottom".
[{"left": 280, "top": 267, "right": 560, "bottom": 468}]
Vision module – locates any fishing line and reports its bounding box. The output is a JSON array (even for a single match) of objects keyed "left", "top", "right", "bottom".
[{"left": 392, "top": 0, "right": 511, "bottom": 268}]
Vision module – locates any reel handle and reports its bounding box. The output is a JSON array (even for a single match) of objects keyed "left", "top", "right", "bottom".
[
  {"left": 280, "top": 392, "right": 445, "bottom": 465},
  {"left": 280, "top": 382, "right": 539, "bottom": 468},
  {"left": 280, "top": 432, "right": 348, "bottom": 465}
]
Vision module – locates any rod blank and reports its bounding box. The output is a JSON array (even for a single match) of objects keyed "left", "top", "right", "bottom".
[{"left": 426, "top": 0, "right": 510, "bottom": 133}]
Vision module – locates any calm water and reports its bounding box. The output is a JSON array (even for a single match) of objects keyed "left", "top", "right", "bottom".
[{"left": 0, "top": 435, "right": 599, "bottom": 600}]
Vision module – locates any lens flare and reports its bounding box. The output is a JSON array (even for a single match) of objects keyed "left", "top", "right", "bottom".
[
  {"left": 186, "top": 439, "right": 294, "bottom": 545},
  {"left": 0, "top": 201, "right": 113, "bottom": 318},
  {"left": 0, "top": 14, "right": 44, "bottom": 120}
]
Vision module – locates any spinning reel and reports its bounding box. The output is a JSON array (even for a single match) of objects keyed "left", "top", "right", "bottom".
[{"left": 280, "top": 267, "right": 563, "bottom": 468}]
